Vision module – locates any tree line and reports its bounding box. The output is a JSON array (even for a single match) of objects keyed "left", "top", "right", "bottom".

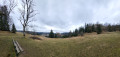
[{"left": 49, "top": 23, "right": 120, "bottom": 38}]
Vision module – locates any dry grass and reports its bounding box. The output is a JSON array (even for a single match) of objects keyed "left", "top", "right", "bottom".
[{"left": 0, "top": 31, "right": 120, "bottom": 57}]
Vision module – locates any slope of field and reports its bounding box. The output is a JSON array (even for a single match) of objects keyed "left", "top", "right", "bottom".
[{"left": 0, "top": 31, "right": 120, "bottom": 57}]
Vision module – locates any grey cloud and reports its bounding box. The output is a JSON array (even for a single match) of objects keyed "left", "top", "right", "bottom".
[{"left": 7, "top": 0, "right": 120, "bottom": 32}]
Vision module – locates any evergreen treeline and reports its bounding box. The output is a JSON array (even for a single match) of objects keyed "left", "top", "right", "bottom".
[
  {"left": 49, "top": 23, "right": 120, "bottom": 38},
  {"left": 69, "top": 23, "right": 120, "bottom": 37}
]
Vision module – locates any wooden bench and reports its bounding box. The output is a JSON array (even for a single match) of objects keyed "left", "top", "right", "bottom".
[{"left": 12, "top": 39, "right": 24, "bottom": 56}]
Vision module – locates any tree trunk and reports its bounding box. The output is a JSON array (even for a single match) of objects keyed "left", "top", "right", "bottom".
[{"left": 23, "top": 26, "right": 26, "bottom": 37}]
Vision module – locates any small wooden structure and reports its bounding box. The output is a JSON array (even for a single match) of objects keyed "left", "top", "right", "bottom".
[{"left": 12, "top": 39, "right": 24, "bottom": 56}]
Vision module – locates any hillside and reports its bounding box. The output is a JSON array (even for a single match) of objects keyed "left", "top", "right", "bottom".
[{"left": 0, "top": 31, "right": 120, "bottom": 57}]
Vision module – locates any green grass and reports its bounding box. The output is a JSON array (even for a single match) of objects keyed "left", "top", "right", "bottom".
[{"left": 0, "top": 31, "right": 120, "bottom": 57}]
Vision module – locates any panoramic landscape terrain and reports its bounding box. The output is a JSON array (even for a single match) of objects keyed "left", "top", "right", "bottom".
[
  {"left": 0, "top": 31, "right": 120, "bottom": 57},
  {"left": 0, "top": 0, "right": 120, "bottom": 57}
]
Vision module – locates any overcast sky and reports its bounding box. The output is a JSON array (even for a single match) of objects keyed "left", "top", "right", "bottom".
[{"left": 1, "top": 0, "right": 120, "bottom": 33}]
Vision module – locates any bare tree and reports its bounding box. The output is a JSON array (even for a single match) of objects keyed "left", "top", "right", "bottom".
[
  {"left": 3, "top": 0, "right": 17, "bottom": 15},
  {"left": 31, "top": 22, "right": 38, "bottom": 37},
  {"left": 19, "top": 0, "right": 36, "bottom": 37}
]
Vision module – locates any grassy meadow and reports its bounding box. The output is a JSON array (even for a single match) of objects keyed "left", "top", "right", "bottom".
[{"left": 0, "top": 31, "right": 120, "bottom": 57}]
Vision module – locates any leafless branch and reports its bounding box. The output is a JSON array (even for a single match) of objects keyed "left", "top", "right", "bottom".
[{"left": 18, "top": 0, "right": 36, "bottom": 37}]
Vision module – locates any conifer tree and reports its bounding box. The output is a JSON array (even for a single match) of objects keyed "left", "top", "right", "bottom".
[
  {"left": 0, "top": 12, "right": 3, "bottom": 30},
  {"left": 74, "top": 29, "right": 79, "bottom": 36},
  {"left": 79, "top": 27, "right": 84, "bottom": 36},
  {"left": 92, "top": 24, "right": 95, "bottom": 32},
  {"left": 85, "top": 24, "right": 89, "bottom": 33},
  {"left": 0, "top": 6, "right": 10, "bottom": 31},
  {"left": 107, "top": 24, "right": 112, "bottom": 32},
  {"left": 119, "top": 25, "right": 120, "bottom": 31},
  {"left": 49, "top": 30, "right": 54, "bottom": 38},
  {"left": 96, "top": 24, "right": 102, "bottom": 34},
  {"left": 12, "top": 24, "right": 16, "bottom": 33}
]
